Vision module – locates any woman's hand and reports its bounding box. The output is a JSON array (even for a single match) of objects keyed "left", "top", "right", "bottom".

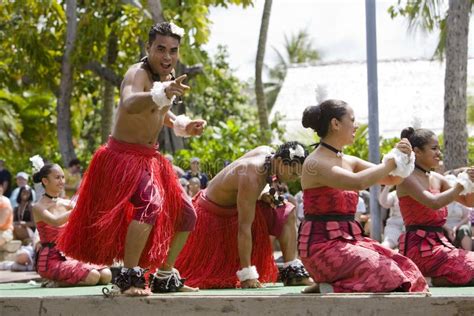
[{"left": 395, "top": 138, "right": 412, "bottom": 156}]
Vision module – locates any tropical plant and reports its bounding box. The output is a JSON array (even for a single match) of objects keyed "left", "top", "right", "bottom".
[
  {"left": 255, "top": 0, "right": 272, "bottom": 143},
  {"left": 389, "top": 0, "right": 472, "bottom": 170},
  {"left": 266, "top": 28, "right": 321, "bottom": 108}
]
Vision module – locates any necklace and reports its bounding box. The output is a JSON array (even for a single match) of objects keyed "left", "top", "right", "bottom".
[
  {"left": 320, "top": 142, "right": 343, "bottom": 157},
  {"left": 263, "top": 155, "right": 285, "bottom": 207},
  {"left": 141, "top": 56, "right": 182, "bottom": 105},
  {"left": 44, "top": 192, "right": 59, "bottom": 201},
  {"left": 415, "top": 164, "right": 431, "bottom": 176},
  {"left": 141, "top": 56, "right": 163, "bottom": 82}
]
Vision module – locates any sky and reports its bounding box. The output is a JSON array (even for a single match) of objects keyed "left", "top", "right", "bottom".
[{"left": 204, "top": 0, "right": 474, "bottom": 80}]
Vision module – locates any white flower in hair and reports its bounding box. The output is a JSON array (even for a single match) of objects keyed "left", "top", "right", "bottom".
[
  {"left": 170, "top": 22, "right": 185, "bottom": 37},
  {"left": 289, "top": 145, "right": 306, "bottom": 160},
  {"left": 29, "top": 155, "right": 44, "bottom": 173}
]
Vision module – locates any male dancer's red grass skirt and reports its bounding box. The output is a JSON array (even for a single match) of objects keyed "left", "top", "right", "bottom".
[
  {"left": 175, "top": 190, "right": 292, "bottom": 288},
  {"left": 57, "top": 137, "right": 182, "bottom": 268},
  {"left": 299, "top": 187, "right": 428, "bottom": 293},
  {"left": 399, "top": 193, "right": 474, "bottom": 285}
]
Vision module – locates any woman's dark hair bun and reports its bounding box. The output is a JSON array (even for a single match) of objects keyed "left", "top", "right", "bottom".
[
  {"left": 400, "top": 127, "right": 415, "bottom": 140},
  {"left": 32, "top": 171, "right": 42, "bottom": 184},
  {"left": 302, "top": 105, "right": 321, "bottom": 130}
]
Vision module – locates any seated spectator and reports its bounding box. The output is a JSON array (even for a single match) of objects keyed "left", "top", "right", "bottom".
[
  {"left": 445, "top": 201, "right": 472, "bottom": 251},
  {"left": 11, "top": 244, "right": 36, "bottom": 271},
  {"left": 0, "top": 185, "right": 13, "bottom": 248},
  {"left": 10, "top": 172, "right": 36, "bottom": 209},
  {"left": 63, "top": 158, "right": 82, "bottom": 198},
  {"left": 444, "top": 174, "right": 472, "bottom": 251},
  {"left": 294, "top": 191, "right": 304, "bottom": 224},
  {"left": 355, "top": 195, "right": 371, "bottom": 235},
  {"left": 379, "top": 185, "right": 404, "bottom": 249},
  {"left": 184, "top": 157, "right": 208, "bottom": 189},
  {"left": 179, "top": 178, "right": 190, "bottom": 196},
  {"left": 165, "top": 154, "right": 186, "bottom": 178},
  {"left": 188, "top": 177, "right": 201, "bottom": 197},
  {"left": 13, "top": 186, "right": 36, "bottom": 245}
]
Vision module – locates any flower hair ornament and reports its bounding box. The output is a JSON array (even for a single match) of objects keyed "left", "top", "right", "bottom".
[
  {"left": 289, "top": 144, "right": 306, "bottom": 160},
  {"left": 29, "top": 155, "right": 44, "bottom": 173},
  {"left": 169, "top": 22, "right": 185, "bottom": 37}
]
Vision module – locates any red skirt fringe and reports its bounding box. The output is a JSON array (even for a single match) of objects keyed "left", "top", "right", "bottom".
[
  {"left": 57, "top": 137, "right": 182, "bottom": 268},
  {"left": 175, "top": 191, "right": 278, "bottom": 289}
]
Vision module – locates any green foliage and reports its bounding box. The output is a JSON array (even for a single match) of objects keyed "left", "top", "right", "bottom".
[
  {"left": 387, "top": 0, "right": 474, "bottom": 59},
  {"left": 0, "top": 89, "right": 61, "bottom": 174},
  {"left": 266, "top": 28, "right": 321, "bottom": 108},
  {"left": 0, "top": 0, "right": 256, "bottom": 176},
  {"left": 185, "top": 46, "right": 250, "bottom": 126},
  {"left": 344, "top": 124, "right": 399, "bottom": 161},
  {"left": 174, "top": 119, "right": 260, "bottom": 178}
]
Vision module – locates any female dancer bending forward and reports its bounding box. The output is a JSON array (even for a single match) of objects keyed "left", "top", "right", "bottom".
[{"left": 299, "top": 100, "right": 427, "bottom": 293}]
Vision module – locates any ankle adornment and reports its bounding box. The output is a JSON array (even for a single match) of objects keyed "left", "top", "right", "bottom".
[
  {"left": 113, "top": 267, "right": 147, "bottom": 293},
  {"left": 149, "top": 268, "right": 185, "bottom": 293},
  {"left": 280, "top": 260, "right": 310, "bottom": 286}
]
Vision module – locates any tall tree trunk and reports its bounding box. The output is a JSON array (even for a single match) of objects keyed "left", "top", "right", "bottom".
[
  {"left": 443, "top": 0, "right": 470, "bottom": 170},
  {"left": 101, "top": 31, "right": 118, "bottom": 144},
  {"left": 148, "top": 0, "right": 165, "bottom": 23},
  {"left": 57, "top": 0, "right": 78, "bottom": 166},
  {"left": 255, "top": 0, "right": 272, "bottom": 143}
]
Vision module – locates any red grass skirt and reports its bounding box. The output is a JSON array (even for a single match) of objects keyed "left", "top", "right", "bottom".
[
  {"left": 175, "top": 191, "right": 278, "bottom": 288},
  {"left": 57, "top": 137, "right": 182, "bottom": 268},
  {"left": 400, "top": 230, "right": 474, "bottom": 284}
]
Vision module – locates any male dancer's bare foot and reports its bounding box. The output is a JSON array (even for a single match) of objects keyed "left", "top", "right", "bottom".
[
  {"left": 301, "top": 283, "right": 320, "bottom": 293},
  {"left": 301, "top": 283, "right": 333, "bottom": 294},
  {"left": 178, "top": 284, "right": 199, "bottom": 292},
  {"left": 285, "top": 276, "right": 314, "bottom": 286},
  {"left": 122, "top": 286, "right": 152, "bottom": 296},
  {"left": 241, "top": 279, "right": 264, "bottom": 289}
]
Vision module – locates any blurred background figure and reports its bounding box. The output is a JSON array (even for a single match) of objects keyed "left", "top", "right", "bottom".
[
  {"left": 444, "top": 174, "right": 473, "bottom": 251},
  {"left": 188, "top": 177, "right": 201, "bottom": 198},
  {"left": 379, "top": 185, "right": 404, "bottom": 249},
  {"left": 179, "top": 178, "right": 190, "bottom": 197},
  {"left": 0, "top": 159, "right": 12, "bottom": 198},
  {"left": 10, "top": 172, "right": 36, "bottom": 209},
  {"left": 64, "top": 159, "right": 82, "bottom": 199},
  {"left": 165, "top": 154, "right": 185, "bottom": 178},
  {"left": 184, "top": 157, "right": 208, "bottom": 189},
  {"left": 12, "top": 186, "right": 36, "bottom": 245},
  {"left": 355, "top": 191, "right": 371, "bottom": 236},
  {"left": 0, "top": 184, "right": 13, "bottom": 249}
]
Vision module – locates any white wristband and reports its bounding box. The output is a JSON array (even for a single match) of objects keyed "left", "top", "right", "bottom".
[
  {"left": 382, "top": 148, "right": 415, "bottom": 178},
  {"left": 150, "top": 81, "right": 176, "bottom": 109},
  {"left": 173, "top": 115, "right": 192, "bottom": 138},
  {"left": 456, "top": 172, "right": 473, "bottom": 195},
  {"left": 236, "top": 266, "right": 259, "bottom": 282}
]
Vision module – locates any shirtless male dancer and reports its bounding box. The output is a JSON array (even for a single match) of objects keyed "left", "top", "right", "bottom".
[
  {"left": 58, "top": 22, "right": 205, "bottom": 296},
  {"left": 176, "top": 142, "right": 313, "bottom": 289}
]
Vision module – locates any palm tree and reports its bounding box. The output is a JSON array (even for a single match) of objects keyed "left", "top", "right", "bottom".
[
  {"left": 255, "top": 0, "right": 273, "bottom": 143},
  {"left": 266, "top": 29, "right": 321, "bottom": 109},
  {"left": 389, "top": 0, "right": 472, "bottom": 170}
]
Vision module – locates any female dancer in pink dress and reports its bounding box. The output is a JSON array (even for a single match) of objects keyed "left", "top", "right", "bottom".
[
  {"left": 299, "top": 100, "right": 428, "bottom": 293},
  {"left": 31, "top": 160, "right": 111, "bottom": 286},
  {"left": 397, "top": 127, "right": 474, "bottom": 286}
]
